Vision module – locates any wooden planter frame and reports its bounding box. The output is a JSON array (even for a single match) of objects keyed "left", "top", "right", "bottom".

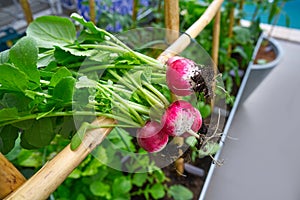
[{"left": 0, "top": 0, "right": 224, "bottom": 199}]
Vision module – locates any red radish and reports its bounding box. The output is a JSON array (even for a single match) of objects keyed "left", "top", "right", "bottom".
[
  {"left": 166, "top": 56, "right": 200, "bottom": 96},
  {"left": 137, "top": 121, "right": 169, "bottom": 153},
  {"left": 161, "top": 100, "right": 202, "bottom": 138}
]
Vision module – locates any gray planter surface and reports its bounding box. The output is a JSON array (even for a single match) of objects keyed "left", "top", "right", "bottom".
[
  {"left": 198, "top": 33, "right": 282, "bottom": 200},
  {"left": 198, "top": 40, "right": 300, "bottom": 199}
]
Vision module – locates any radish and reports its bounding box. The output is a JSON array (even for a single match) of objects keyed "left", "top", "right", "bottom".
[
  {"left": 161, "top": 100, "right": 202, "bottom": 138},
  {"left": 137, "top": 121, "right": 169, "bottom": 153},
  {"left": 166, "top": 56, "right": 201, "bottom": 96}
]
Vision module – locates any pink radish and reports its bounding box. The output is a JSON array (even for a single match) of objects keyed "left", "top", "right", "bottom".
[
  {"left": 137, "top": 121, "right": 169, "bottom": 153},
  {"left": 166, "top": 56, "right": 200, "bottom": 96},
  {"left": 161, "top": 100, "right": 202, "bottom": 138}
]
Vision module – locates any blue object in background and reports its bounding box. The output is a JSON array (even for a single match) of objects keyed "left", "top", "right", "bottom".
[
  {"left": 76, "top": 0, "right": 150, "bottom": 32},
  {"left": 243, "top": 0, "right": 300, "bottom": 29}
]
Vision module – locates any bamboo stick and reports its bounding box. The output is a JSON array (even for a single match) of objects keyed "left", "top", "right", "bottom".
[
  {"left": 5, "top": 117, "right": 114, "bottom": 200},
  {"left": 211, "top": 9, "right": 221, "bottom": 110},
  {"left": 5, "top": 1, "right": 224, "bottom": 198},
  {"left": 164, "top": 0, "right": 185, "bottom": 176},
  {"left": 212, "top": 10, "right": 221, "bottom": 66},
  {"left": 157, "top": 0, "right": 224, "bottom": 63},
  {"left": 89, "top": 0, "right": 96, "bottom": 24},
  {"left": 19, "top": 0, "right": 33, "bottom": 25},
  {"left": 164, "top": 0, "right": 180, "bottom": 44},
  {"left": 0, "top": 154, "right": 26, "bottom": 199},
  {"left": 132, "top": 0, "right": 138, "bottom": 28},
  {"left": 227, "top": 1, "right": 235, "bottom": 58}
]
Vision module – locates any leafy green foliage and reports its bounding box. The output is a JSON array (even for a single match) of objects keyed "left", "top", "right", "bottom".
[
  {"left": 26, "top": 15, "right": 76, "bottom": 48},
  {"left": 168, "top": 185, "right": 193, "bottom": 200}
]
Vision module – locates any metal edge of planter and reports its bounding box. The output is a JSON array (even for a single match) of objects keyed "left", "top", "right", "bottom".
[{"left": 198, "top": 33, "right": 266, "bottom": 200}]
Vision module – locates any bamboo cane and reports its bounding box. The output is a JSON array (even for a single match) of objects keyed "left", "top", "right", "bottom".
[
  {"left": 89, "top": 0, "right": 96, "bottom": 24},
  {"left": 212, "top": 10, "right": 221, "bottom": 66},
  {"left": 164, "top": 0, "right": 180, "bottom": 44},
  {"left": 164, "top": 0, "right": 185, "bottom": 176},
  {"left": 5, "top": 117, "right": 114, "bottom": 200},
  {"left": 19, "top": 0, "right": 33, "bottom": 25},
  {"left": 132, "top": 0, "right": 138, "bottom": 28},
  {"left": 0, "top": 154, "right": 26, "bottom": 199},
  {"left": 211, "top": 9, "right": 221, "bottom": 110},
  {"left": 157, "top": 0, "right": 224, "bottom": 63},
  {"left": 227, "top": 1, "right": 235, "bottom": 58},
  {"left": 5, "top": 1, "right": 224, "bottom": 199}
]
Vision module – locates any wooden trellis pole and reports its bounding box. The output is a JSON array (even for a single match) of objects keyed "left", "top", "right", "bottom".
[
  {"left": 164, "top": 0, "right": 180, "bottom": 44},
  {"left": 157, "top": 0, "right": 224, "bottom": 63},
  {"left": 3, "top": 0, "right": 224, "bottom": 199},
  {"left": 212, "top": 10, "right": 221, "bottom": 67},
  {"left": 4, "top": 117, "right": 114, "bottom": 200},
  {"left": 227, "top": 0, "right": 236, "bottom": 58},
  {"left": 89, "top": 0, "right": 96, "bottom": 24},
  {"left": 19, "top": 0, "right": 33, "bottom": 25},
  {"left": 0, "top": 153, "right": 26, "bottom": 199}
]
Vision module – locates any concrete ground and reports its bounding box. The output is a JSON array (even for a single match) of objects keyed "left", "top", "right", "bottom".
[{"left": 204, "top": 39, "right": 300, "bottom": 200}]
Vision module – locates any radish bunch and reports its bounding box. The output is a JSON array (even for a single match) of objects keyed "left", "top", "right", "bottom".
[
  {"left": 137, "top": 56, "right": 205, "bottom": 153},
  {"left": 137, "top": 100, "right": 202, "bottom": 153}
]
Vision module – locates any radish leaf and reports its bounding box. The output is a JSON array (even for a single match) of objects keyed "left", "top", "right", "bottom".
[
  {"left": 0, "top": 64, "right": 28, "bottom": 92},
  {"left": 22, "top": 118, "right": 55, "bottom": 148},
  {"left": 27, "top": 16, "right": 76, "bottom": 49},
  {"left": 0, "top": 125, "right": 19, "bottom": 154},
  {"left": 9, "top": 36, "right": 39, "bottom": 87}
]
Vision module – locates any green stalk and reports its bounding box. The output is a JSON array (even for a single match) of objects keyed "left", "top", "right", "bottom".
[
  {"left": 0, "top": 111, "right": 109, "bottom": 127},
  {"left": 142, "top": 81, "right": 170, "bottom": 106},
  {"left": 74, "top": 44, "right": 128, "bottom": 54},
  {"left": 123, "top": 73, "right": 165, "bottom": 108},
  {"left": 98, "top": 83, "right": 145, "bottom": 126}
]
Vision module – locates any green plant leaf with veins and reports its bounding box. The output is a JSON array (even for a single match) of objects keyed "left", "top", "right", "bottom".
[{"left": 26, "top": 15, "right": 76, "bottom": 48}]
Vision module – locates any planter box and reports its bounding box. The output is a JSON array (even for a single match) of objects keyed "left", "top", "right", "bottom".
[{"left": 198, "top": 33, "right": 282, "bottom": 200}]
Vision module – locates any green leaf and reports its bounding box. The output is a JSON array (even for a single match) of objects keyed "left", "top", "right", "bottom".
[
  {"left": 0, "top": 125, "right": 19, "bottom": 154},
  {"left": 233, "top": 26, "right": 251, "bottom": 45},
  {"left": 22, "top": 118, "right": 55, "bottom": 148},
  {"left": 198, "top": 142, "right": 221, "bottom": 158},
  {"left": 9, "top": 36, "right": 40, "bottom": 86},
  {"left": 0, "top": 49, "right": 9, "bottom": 64},
  {"left": 68, "top": 168, "right": 82, "bottom": 179},
  {"left": 132, "top": 173, "right": 148, "bottom": 187},
  {"left": 70, "top": 122, "right": 90, "bottom": 150},
  {"left": 1, "top": 93, "right": 32, "bottom": 112},
  {"left": 149, "top": 183, "right": 165, "bottom": 199},
  {"left": 12, "top": 120, "right": 34, "bottom": 130},
  {"left": 90, "top": 181, "right": 111, "bottom": 198},
  {"left": 54, "top": 47, "right": 85, "bottom": 65},
  {"left": 38, "top": 51, "right": 55, "bottom": 68},
  {"left": 0, "top": 64, "right": 28, "bottom": 92},
  {"left": 168, "top": 185, "right": 193, "bottom": 200},
  {"left": 16, "top": 149, "right": 43, "bottom": 167},
  {"left": 81, "top": 158, "right": 102, "bottom": 176},
  {"left": 26, "top": 15, "right": 76, "bottom": 49},
  {"left": 53, "top": 77, "right": 76, "bottom": 106},
  {"left": 50, "top": 67, "right": 73, "bottom": 87},
  {"left": 0, "top": 107, "right": 19, "bottom": 122},
  {"left": 112, "top": 176, "right": 132, "bottom": 195},
  {"left": 71, "top": 13, "right": 105, "bottom": 37},
  {"left": 59, "top": 46, "right": 98, "bottom": 57}
]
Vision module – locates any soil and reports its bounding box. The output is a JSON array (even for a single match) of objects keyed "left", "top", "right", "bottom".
[
  {"left": 162, "top": 154, "right": 213, "bottom": 200},
  {"left": 254, "top": 39, "right": 277, "bottom": 64}
]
